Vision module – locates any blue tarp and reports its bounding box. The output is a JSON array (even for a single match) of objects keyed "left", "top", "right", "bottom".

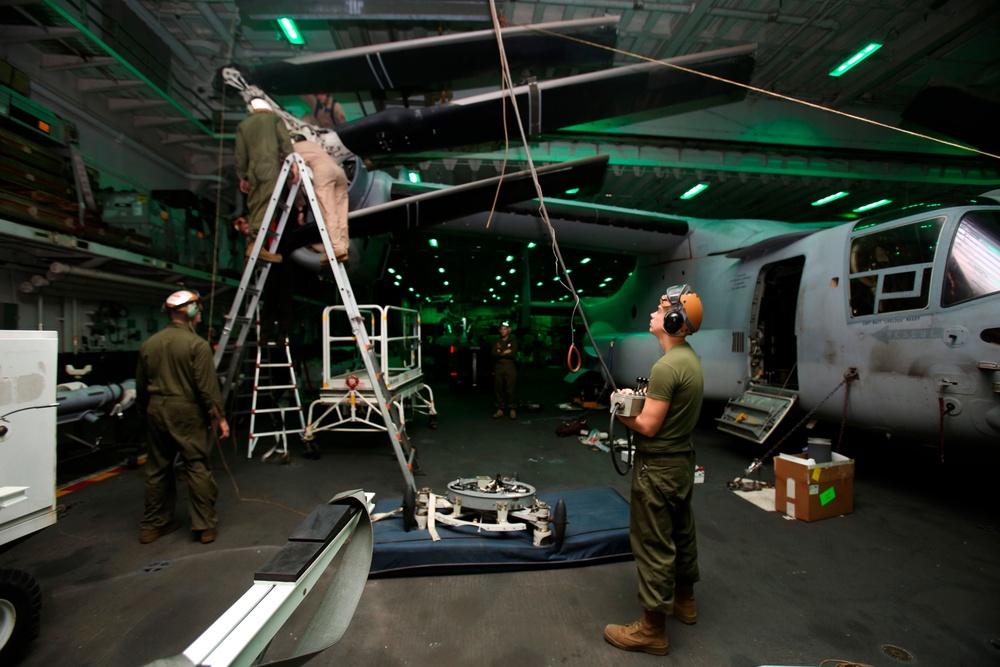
[{"left": 370, "top": 486, "right": 633, "bottom": 576}]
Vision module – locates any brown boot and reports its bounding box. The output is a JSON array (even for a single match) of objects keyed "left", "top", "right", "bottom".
[
  {"left": 603, "top": 609, "right": 669, "bottom": 655},
  {"left": 673, "top": 582, "right": 698, "bottom": 624},
  {"left": 246, "top": 243, "right": 282, "bottom": 264}
]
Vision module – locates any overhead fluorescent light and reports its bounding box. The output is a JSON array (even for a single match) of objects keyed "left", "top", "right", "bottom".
[
  {"left": 406, "top": 170, "right": 421, "bottom": 183},
  {"left": 680, "top": 183, "right": 709, "bottom": 200},
  {"left": 829, "top": 43, "right": 882, "bottom": 77},
  {"left": 580, "top": 257, "right": 592, "bottom": 264},
  {"left": 812, "top": 191, "right": 849, "bottom": 206},
  {"left": 527, "top": 242, "right": 537, "bottom": 249},
  {"left": 565, "top": 188, "right": 580, "bottom": 195},
  {"left": 277, "top": 18, "right": 305, "bottom": 45},
  {"left": 429, "top": 238, "right": 439, "bottom": 247},
  {"left": 853, "top": 199, "right": 892, "bottom": 213}
]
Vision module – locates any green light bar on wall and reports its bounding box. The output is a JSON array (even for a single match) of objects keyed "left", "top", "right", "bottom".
[
  {"left": 853, "top": 199, "right": 892, "bottom": 213},
  {"left": 829, "top": 43, "right": 882, "bottom": 77},
  {"left": 811, "top": 191, "right": 849, "bottom": 206},
  {"left": 679, "top": 183, "right": 709, "bottom": 200},
  {"left": 277, "top": 18, "right": 305, "bottom": 45}
]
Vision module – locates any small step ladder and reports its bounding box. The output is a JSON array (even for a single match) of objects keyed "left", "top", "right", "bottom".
[
  {"left": 213, "top": 152, "right": 419, "bottom": 489},
  {"left": 248, "top": 310, "right": 306, "bottom": 462}
]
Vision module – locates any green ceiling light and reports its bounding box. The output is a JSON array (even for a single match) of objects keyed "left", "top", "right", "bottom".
[
  {"left": 393, "top": 281, "right": 400, "bottom": 286},
  {"left": 853, "top": 199, "right": 892, "bottom": 213},
  {"left": 444, "top": 280, "right": 450, "bottom": 286},
  {"left": 580, "top": 257, "right": 592, "bottom": 264},
  {"left": 406, "top": 170, "right": 421, "bottom": 183},
  {"left": 680, "top": 183, "right": 710, "bottom": 200},
  {"left": 428, "top": 238, "right": 438, "bottom": 248},
  {"left": 509, "top": 268, "right": 516, "bottom": 274},
  {"left": 505, "top": 255, "right": 514, "bottom": 262},
  {"left": 277, "top": 18, "right": 306, "bottom": 45},
  {"left": 565, "top": 188, "right": 580, "bottom": 195},
  {"left": 552, "top": 276, "right": 560, "bottom": 281},
  {"left": 527, "top": 242, "right": 537, "bottom": 249},
  {"left": 387, "top": 267, "right": 396, "bottom": 274},
  {"left": 829, "top": 43, "right": 882, "bottom": 77},
  {"left": 495, "top": 275, "right": 502, "bottom": 281},
  {"left": 536, "top": 281, "right": 543, "bottom": 287},
  {"left": 438, "top": 267, "right": 445, "bottom": 273},
  {"left": 812, "top": 191, "right": 849, "bottom": 206}
]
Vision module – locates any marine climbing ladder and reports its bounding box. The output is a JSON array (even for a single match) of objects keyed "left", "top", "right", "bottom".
[
  {"left": 248, "top": 311, "right": 306, "bottom": 463},
  {"left": 213, "top": 152, "right": 418, "bottom": 488}
]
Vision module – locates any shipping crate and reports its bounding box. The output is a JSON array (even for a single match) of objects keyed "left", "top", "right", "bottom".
[{"left": 774, "top": 452, "right": 854, "bottom": 522}]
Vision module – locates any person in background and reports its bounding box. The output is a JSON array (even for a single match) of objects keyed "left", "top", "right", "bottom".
[
  {"left": 300, "top": 93, "right": 347, "bottom": 128},
  {"left": 491, "top": 321, "right": 518, "bottom": 419},
  {"left": 604, "top": 284, "right": 705, "bottom": 656},
  {"left": 136, "top": 290, "right": 229, "bottom": 545},
  {"left": 234, "top": 97, "right": 298, "bottom": 263}
]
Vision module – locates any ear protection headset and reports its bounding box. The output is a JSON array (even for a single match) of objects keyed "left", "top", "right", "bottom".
[
  {"left": 163, "top": 289, "right": 201, "bottom": 318},
  {"left": 660, "top": 284, "right": 694, "bottom": 335}
]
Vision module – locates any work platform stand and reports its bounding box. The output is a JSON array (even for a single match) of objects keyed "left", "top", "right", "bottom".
[{"left": 213, "top": 152, "right": 421, "bottom": 490}]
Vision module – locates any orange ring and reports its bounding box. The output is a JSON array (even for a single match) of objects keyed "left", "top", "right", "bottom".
[{"left": 566, "top": 344, "right": 582, "bottom": 373}]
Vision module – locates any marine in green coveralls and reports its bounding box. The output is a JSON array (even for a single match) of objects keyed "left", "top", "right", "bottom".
[
  {"left": 491, "top": 321, "right": 518, "bottom": 419},
  {"left": 235, "top": 97, "right": 298, "bottom": 264},
  {"left": 137, "top": 290, "right": 230, "bottom": 545},
  {"left": 605, "top": 284, "right": 705, "bottom": 656}
]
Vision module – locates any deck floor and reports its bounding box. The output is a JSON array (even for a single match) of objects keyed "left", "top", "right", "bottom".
[{"left": 4, "top": 367, "right": 999, "bottom": 667}]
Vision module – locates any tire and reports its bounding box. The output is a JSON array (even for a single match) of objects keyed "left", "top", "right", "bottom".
[{"left": 0, "top": 568, "right": 41, "bottom": 663}]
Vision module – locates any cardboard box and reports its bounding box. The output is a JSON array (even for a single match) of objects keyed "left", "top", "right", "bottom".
[{"left": 774, "top": 452, "right": 854, "bottom": 521}]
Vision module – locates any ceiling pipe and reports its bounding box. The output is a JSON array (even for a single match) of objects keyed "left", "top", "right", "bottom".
[
  {"left": 194, "top": 2, "right": 238, "bottom": 47},
  {"left": 48, "top": 262, "right": 179, "bottom": 292}
]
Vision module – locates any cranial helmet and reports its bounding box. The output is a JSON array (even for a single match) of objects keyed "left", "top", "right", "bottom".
[
  {"left": 164, "top": 290, "right": 201, "bottom": 317},
  {"left": 249, "top": 97, "right": 272, "bottom": 112},
  {"left": 660, "top": 284, "right": 703, "bottom": 335}
]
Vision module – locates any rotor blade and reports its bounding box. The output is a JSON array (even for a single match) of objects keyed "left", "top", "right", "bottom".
[
  {"left": 247, "top": 18, "right": 619, "bottom": 95},
  {"left": 336, "top": 44, "right": 756, "bottom": 158},
  {"left": 346, "top": 155, "right": 609, "bottom": 236}
]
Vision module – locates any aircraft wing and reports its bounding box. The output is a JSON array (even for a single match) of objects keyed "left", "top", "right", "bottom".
[
  {"left": 245, "top": 18, "right": 619, "bottom": 95},
  {"left": 335, "top": 44, "right": 756, "bottom": 158},
  {"left": 345, "top": 155, "right": 610, "bottom": 236}
]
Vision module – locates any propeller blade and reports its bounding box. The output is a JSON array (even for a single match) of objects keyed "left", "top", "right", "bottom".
[
  {"left": 247, "top": 18, "right": 619, "bottom": 96},
  {"left": 336, "top": 45, "right": 756, "bottom": 158},
  {"left": 347, "top": 155, "right": 609, "bottom": 235}
]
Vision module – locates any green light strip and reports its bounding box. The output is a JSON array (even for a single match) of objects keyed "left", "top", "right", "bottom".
[
  {"left": 853, "top": 199, "right": 892, "bottom": 213},
  {"left": 812, "top": 191, "right": 849, "bottom": 206},
  {"left": 679, "top": 183, "right": 709, "bottom": 200},
  {"left": 829, "top": 43, "right": 882, "bottom": 77},
  {"left": 278, "top": 18, "right": 306, "bottom": 45}
]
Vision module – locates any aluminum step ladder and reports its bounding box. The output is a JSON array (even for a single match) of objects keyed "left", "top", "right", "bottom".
[
  {"left": 213, "top": 152, "right": 419, "bottom": 488},
  {"left": 247, "top": 309, "right": 306, "bottom": 462}
]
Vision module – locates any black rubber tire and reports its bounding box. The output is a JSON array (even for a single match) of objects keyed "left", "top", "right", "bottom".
[
  {"left": 402, "top": 485, "right": 417, "bottom": 532},
  {"left": 553, "top": 499, "right": 568, "bottom": 552},
  {"left": 0, "top": 568, "right": 41, "bottom": 663}
]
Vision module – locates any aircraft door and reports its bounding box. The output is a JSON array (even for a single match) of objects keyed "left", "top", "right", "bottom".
[{"left": 716, "top": 256, "right": 804, "bottom": 443}]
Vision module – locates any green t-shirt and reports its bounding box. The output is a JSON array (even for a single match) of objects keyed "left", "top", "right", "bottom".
[{"left": 634, "top": 342, "right": 704, "bottom": 454}]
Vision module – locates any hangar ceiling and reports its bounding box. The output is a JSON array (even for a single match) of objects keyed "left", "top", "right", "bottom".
[{"left": 1, "top": 0, "right": 999, "bottom": 307}]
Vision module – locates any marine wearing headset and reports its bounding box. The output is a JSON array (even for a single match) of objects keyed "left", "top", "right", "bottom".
[
  {"left": 136, "top": 290, "right": 229, "bottom": 546},
  {"left": 605, "top": 284, "right": 705, "bottom": 656}
]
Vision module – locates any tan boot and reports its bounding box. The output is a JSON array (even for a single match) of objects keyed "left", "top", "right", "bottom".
[
  {"left": 492, "top": 409, "right": 504, "bottom": 419},
  {"left": 673, "top": 582, "right": 698, "bottom": 624},
  {"left": 603, "top": 609, "right": 669, "bottom": 655}
]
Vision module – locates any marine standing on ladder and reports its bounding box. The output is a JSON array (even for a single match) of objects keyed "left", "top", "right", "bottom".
[
  {"left": 492, "top": 321, "right": 518, "bottom": 420},
  {"left": 235, "top": 97, "right": 298, "bottom": 264},
  {"left": 604, "top": 284, "right": 704, "bottom": 656},
  {"left": 293, "top": 116, "right": 350, "bottom": 263},
  {"left": 136, "top": 290, "right": 229, "bottom": 545}
]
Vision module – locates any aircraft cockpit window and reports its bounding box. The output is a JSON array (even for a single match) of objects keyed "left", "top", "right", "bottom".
[
  {"left": 848, "top": 217, "right": 945, "bottom": 317},
  {"left": 942, "top": 211, "right": 1000, "bottom": 307}
]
